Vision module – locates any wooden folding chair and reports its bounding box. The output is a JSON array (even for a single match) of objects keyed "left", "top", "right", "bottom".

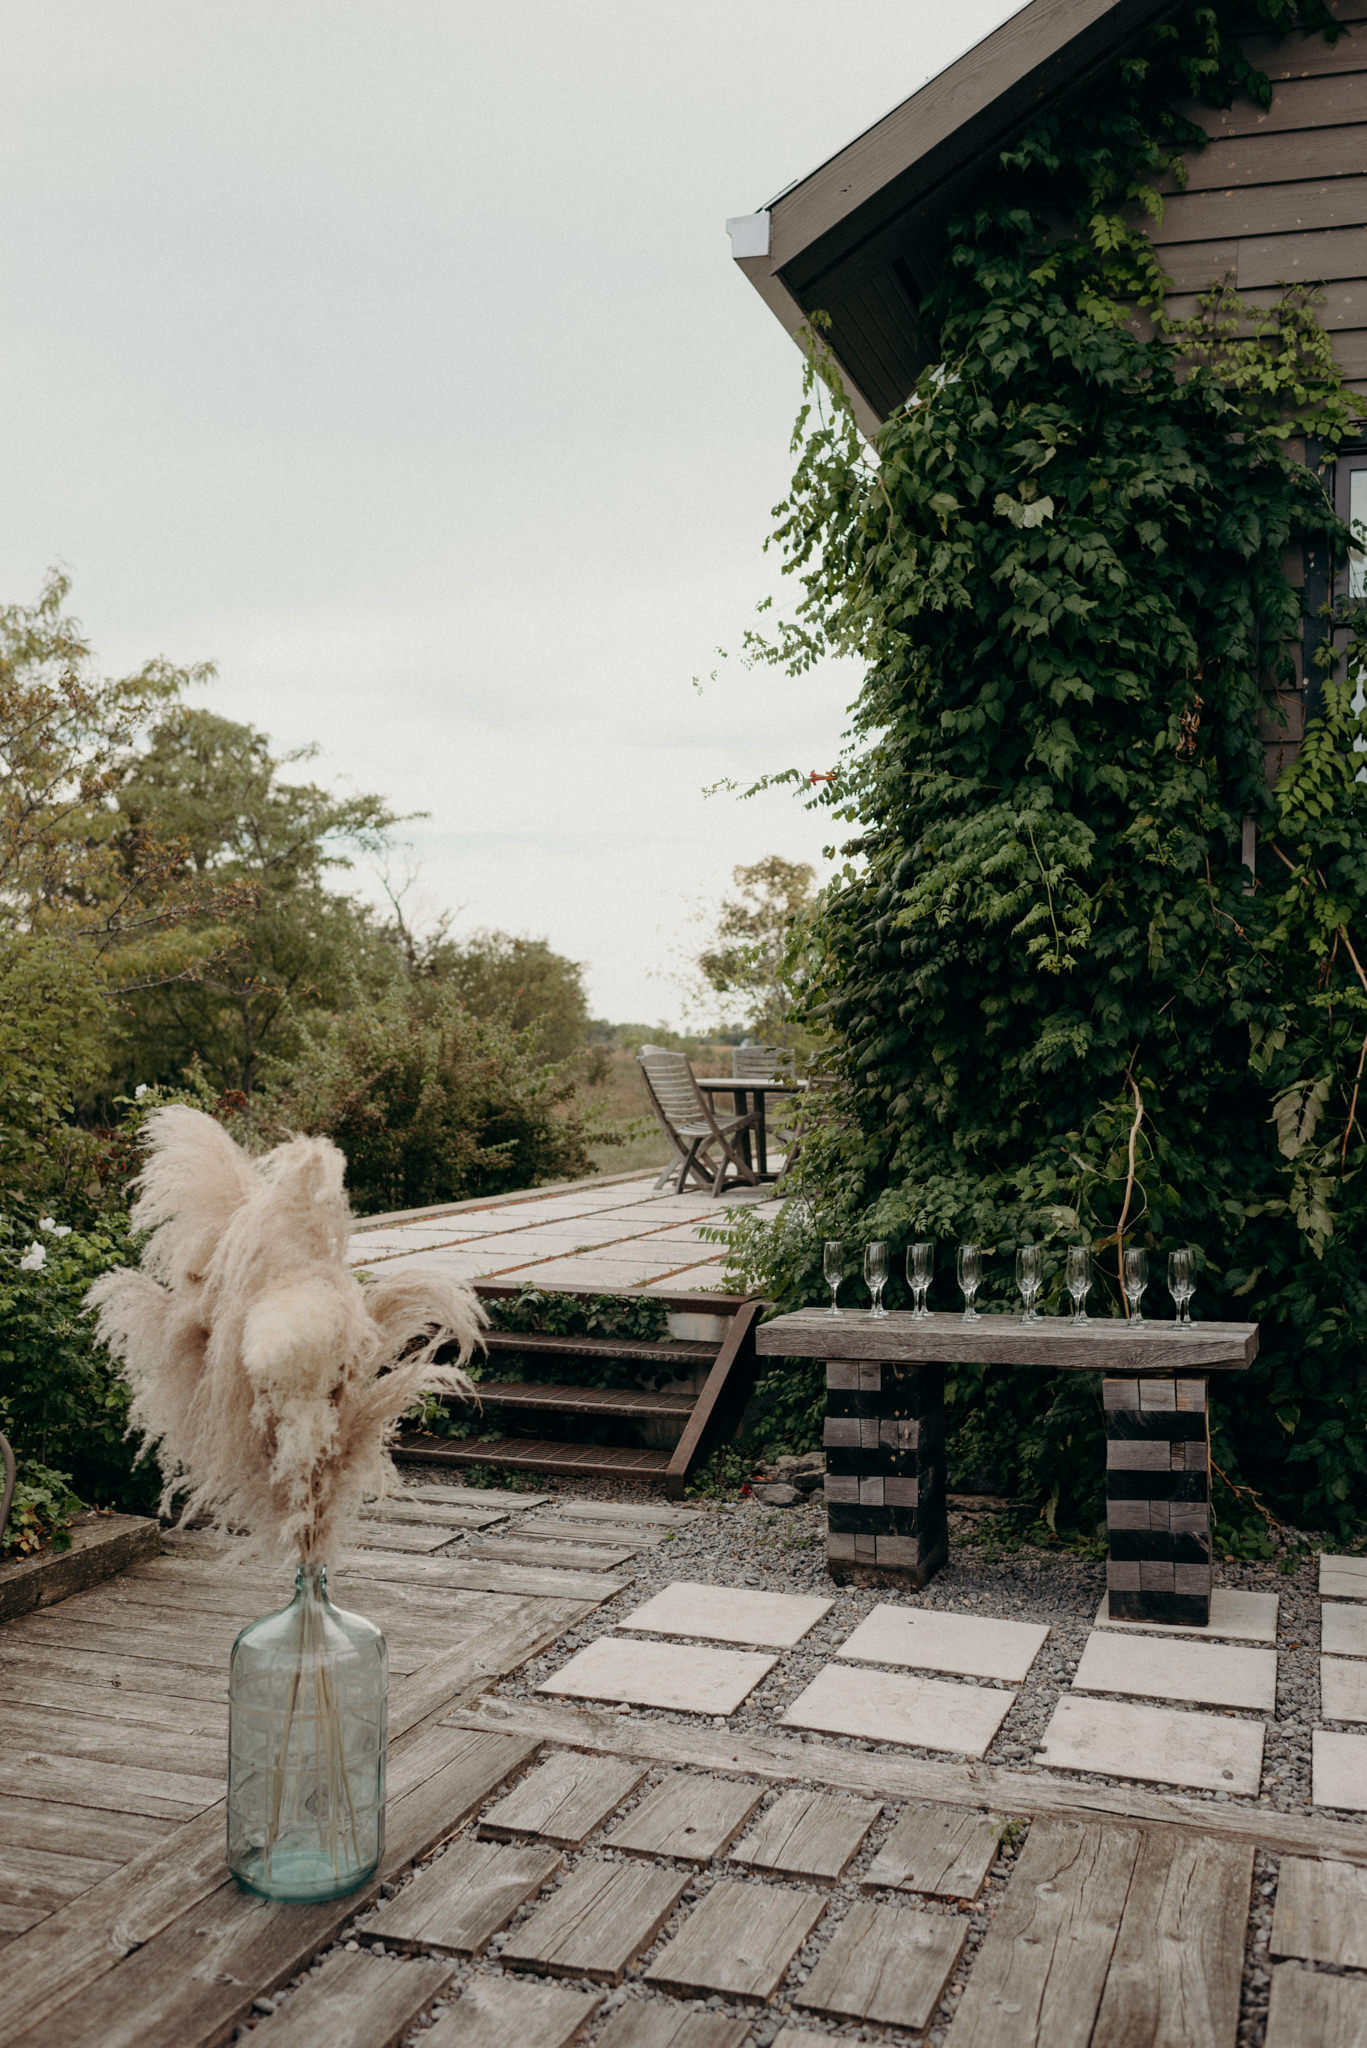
[
  {"left": 637, "top": 1048, "right": 762, "bottom": 1196},
  {"left": 732, "top": 1043, "right": 797, "bottom": 1082}
]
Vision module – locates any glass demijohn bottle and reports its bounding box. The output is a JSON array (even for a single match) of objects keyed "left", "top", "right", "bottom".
[{"left": 227, "top": 1564, "right": 387, "bottom": 1902}]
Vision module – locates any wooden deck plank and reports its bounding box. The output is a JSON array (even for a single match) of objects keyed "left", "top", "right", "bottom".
[
  {"left": 0, "top": 1842, "right": 122, "bottom": 1916},
  {"left": 4, "top": 1725, "right": 539, "bottom": 2048},
  {"left": 352, "top": 1523, "right": 464, "bottom": 1554},
  {"left": 1265, "top": 1963, "right": 1367, "bottom": 2048},
  {"left": 447, "top": 1697, "right": 1367, "bottom": 1865},
  {"left": 478, "top": 1750, "right": 646, "bottom": 1846},
  {"left": 730, "top": 1788, "right": 882, "bottom": 1881},
  {"left": 418, "top": 1975, "right": 600, "bottom": 2048},
  {"left": 863, "top": 1803, "right": 1001, "bottom": 1900},
  {"left": 362, "top": 1837, "right": 561, "bottom": 1955},
  {"left": 0, "top": 1633, "right": 228, "bottom": 1705},
  {"left": 1091, "top": 1831, "right": 1253, "bottom": 2048},
  {"left": 646, "top": 1879, "right": 827, "bottom": 2003},
  {"left": 0, "top": 1700, "right": 224, "bottom": 1779},
  {"left": 362, "top": 1498, "right": 507, "bottom": 1530},
  {"left": 0, "top": 1752, "right": 223, "bottom": 1824},
  {"left": 604, "top": 1773, "right": 763, "bottom": 1862},
  {"left": 250, "top": 1949, "right": 453, "bottom": 2048},
  {"left": 498, "top": 1857, "right": 687, "bottom": 1983},
  {"left": 0, "top": 1798, "right": 177, "bottom": 1863},
  {"left": 1271, "top": 1855, "right": 1367, "bottom": 1968},
  {"left": 794, "top": 1897, "right": 966, "bottom": 2028},
  {"left": 944, "top": 1819, "right": 1141, "bottom": 2047},
  {"left": 461, "top": 1538, "right": 639, "bottom": 1573},
  {"left": 595, "top": 2005, "right": 752, "bottom": 2048},
  {"left": 0, "top": 1666, "right": 229, "bottom": 1735}
]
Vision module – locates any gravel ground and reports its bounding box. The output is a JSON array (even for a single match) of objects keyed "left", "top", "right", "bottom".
[{"left": 230, "top": 1481, "right": 1361, "bottom": 2048}]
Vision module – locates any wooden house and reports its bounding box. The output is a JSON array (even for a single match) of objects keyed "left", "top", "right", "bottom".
[{"left": 728, "top": 0, "right": 1367, "bottom": 769}]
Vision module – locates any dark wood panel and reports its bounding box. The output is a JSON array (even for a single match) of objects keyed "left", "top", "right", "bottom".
[
  {"left": 1165, "top": 278, "right": 1367, "bottom": 328},
  {"left": 1239, "top": 21, "right": 1367, "bottom": 83},
  {"left": 1157, "top": 238, "right": 1241, "bottom": 289},
  {"left": 1239, "top": 224, "right": 1367, "bottom": 286},
  {"left": 1151, "top": 173, "right": 1367, "bottom": 244},
  {"left": 1176, "top": 69, "right": 1367, "bottom": 142},
  {"left": 1166, "top": 122, "right": 1367, "bottom": 193}
]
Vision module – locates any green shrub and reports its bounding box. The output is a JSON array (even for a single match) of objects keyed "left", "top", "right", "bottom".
[
  {"left": 0, "top": 1212, "right": 160, "bottom": 1513},
  {"left": 269, "top": 984, "right": 606, "bottom": 1216},
  {"left": 1, "top": 1462, "right": 84, "bottom": 1558}
]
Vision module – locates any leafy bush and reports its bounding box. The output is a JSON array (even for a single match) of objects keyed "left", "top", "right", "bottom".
[
  {"left": 271, "top": 983, "right": 605, "bottom": 1216},
  {"left": 1, "top": 1462, "right": 84, "bottom": 1558},
  {"left": 0, "top": 1212, "right": 160, "bottom": 1512}
]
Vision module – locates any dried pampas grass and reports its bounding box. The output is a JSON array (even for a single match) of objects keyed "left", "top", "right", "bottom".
[{"left": 88, "top": 1105, "right": 481, "bottom": 1561}]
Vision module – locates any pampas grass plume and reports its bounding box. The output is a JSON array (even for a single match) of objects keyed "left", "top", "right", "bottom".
[{"left": 88, "top": 1105, "right": 481, "bottom": 1560}]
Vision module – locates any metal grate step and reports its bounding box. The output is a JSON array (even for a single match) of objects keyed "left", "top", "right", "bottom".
[{"left": 395, "top": 1433, "right": 674, "bottom": 1481}]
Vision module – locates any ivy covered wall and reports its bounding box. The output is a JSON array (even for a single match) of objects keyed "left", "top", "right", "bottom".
[{"left": 734, "top": 0, "right": 1367, "bottom": 1542}]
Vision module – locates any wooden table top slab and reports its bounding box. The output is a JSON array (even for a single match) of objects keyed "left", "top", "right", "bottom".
[{"left": 755, "top": 1308, "right": 1258, "bottom": 1372}]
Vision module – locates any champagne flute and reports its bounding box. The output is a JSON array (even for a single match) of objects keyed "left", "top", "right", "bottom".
[
  {"left": 1122, "top": 1245, "right": 1148, "bottom": 1326},
  {"left": 864, "top": 1241, "right": 888, "bottom": 1318},
  {"left": 1015, "top": 1244, "right": 1043, "bottom": 1323},
  {"left": 1066, "top": 1245, "right": 1092, "bottom": 1319},
  {"left": 908, "top": 1241, "right": 933, "bottom": 1319},
  {"left": 1168, "top": 1247, "right": 1195, "bottom": 1327},
  {"left": 957, "top": 1243, "right": 981, "bottom": 1322},
  {"left": 824, "top": 1240, "right": 845, "bottom": 1317}
]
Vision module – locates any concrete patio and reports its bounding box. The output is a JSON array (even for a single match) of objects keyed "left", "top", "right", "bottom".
[{"left": 348, "top": 1170, "right": 782, "bottom": 1295}]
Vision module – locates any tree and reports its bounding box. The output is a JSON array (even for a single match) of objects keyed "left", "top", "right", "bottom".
[
  {"left": 0, "top": 573, "right": 240, "bottom": 1193},
  {"left": 419, "top": 930, "right": 589, "bottom": 1063},
  {"left": 697, "top": 856, "right": 817, "bottom": 1042},
  {"left": 269, "top": 980, "right": 598, "bottom": 1214},
  {"left": 107, "top": 708, "right": 402, "bottom": 1097}
]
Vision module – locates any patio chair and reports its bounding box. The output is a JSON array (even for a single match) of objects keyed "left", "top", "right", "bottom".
[
  {"left": 638, "top": 1048, "right": 762, "bottom": 1197},
  {"left": 732, "top": 1043, "right": 797, "bottom": 1081}
]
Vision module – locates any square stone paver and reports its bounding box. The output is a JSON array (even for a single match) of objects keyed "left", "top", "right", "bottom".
[
  {"left": 1322, "top": 1603, "right": 1367, "bottom": 1660},
  {"left": 1320, "top": 1554, "right": 1367, "bottom": 1600},
  {"left": 779, "top": 1663, "right": 1014, "bottom": 1759},
  {"left": 1093, "top": 1588, "right": 1278, "bottom": 1644},
  {"left": 1037, "top": 1695, "right": 1264, "bottom": 1795},
  {"left": 1072, "top": 1629, "right": 1276, "bottom": 1712},
  {"left": 621, "top": 1582, "right": 834, "bottom": 1650},
  {"left": 1321, "top": 1657, "right": 1367, "bottom": 1724},
  {"left": 1312, "top": 1728, "right": 1367, "bottom": 1811},
  {"left": 836, "top": 1605, "right": 1047, "bottom": 1683},
  {"left": 537, "top": 1637, "right": 777, "bottom": 1716}
]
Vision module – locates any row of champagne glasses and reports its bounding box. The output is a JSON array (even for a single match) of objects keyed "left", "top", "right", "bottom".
[{"left": 823, "top": 1240, "right": 1198, "bottom": 1324}]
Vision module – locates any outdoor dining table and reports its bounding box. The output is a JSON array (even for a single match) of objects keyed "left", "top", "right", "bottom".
[
  {"left": 693, "top": 1076, "right": 804, "bottom": 1180},
  {"left": 754, "top": 1308, "right": 1258, "bottom": 1628}
]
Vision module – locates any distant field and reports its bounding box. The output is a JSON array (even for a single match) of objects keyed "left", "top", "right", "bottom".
[{"left": 574, "top": 1043, "right": 736, "bottom": 1178}]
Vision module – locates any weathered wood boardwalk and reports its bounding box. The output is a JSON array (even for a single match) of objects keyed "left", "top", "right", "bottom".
[{"left": 1, "top": 1486, "right": 1366, "bottom": 2047}]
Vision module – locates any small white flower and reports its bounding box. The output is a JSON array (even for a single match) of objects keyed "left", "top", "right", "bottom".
[
  {"left": 135, "top": 1084, "right": 149, "bottom": 1099},
  {"left": 18, "top": 1242, "right": 46, "bottom": 1271},
  {"left": 39, "top": 1217, "right": 72, "bottom": 1236}
]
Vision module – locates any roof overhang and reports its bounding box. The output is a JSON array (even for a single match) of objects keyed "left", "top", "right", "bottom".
[{"left": 729, "top": 0, "right": 1178, "bottom": 436}]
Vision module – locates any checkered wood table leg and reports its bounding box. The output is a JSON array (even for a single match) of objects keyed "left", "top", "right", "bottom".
[
  {"left": 1104, "top": 1374, "right": 1212, "bottom": 1625},
  {"left": 822, "top": 1359, "right": 948, "bottom": 1587}
]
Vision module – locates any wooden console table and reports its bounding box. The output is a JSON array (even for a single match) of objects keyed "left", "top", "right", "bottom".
[{"left": 754, "top": 1310, "right": 1258, "bottom": 1627}]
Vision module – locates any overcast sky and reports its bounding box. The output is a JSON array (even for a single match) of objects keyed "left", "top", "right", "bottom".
[{"left": 3, "top": 0, "right": 1022, "bottom": 1024}]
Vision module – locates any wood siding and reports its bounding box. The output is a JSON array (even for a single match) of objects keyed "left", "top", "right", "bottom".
[{"left": 1142, "top": 3, "right": 1367, "bottom": 395}]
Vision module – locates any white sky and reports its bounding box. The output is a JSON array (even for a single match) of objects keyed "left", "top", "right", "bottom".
[{"left": 2, "top": 0, "right": 1023, "bottom": 1024}]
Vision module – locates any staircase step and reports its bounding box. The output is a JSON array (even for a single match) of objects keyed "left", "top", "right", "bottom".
[
  {"left": 397, "top": 1433, "right": 674, "bottom": 1481},
  {"left": 464, "top": 1380, "right": 696, "bottom": 1421},
  {"left": 481, "top": 1331, "right": 715, "bottom": 1369}
]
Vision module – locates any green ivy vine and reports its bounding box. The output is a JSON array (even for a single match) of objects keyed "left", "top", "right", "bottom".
[{"left": 729, "top": 0, "right": 1367, "bottom": 1541}]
